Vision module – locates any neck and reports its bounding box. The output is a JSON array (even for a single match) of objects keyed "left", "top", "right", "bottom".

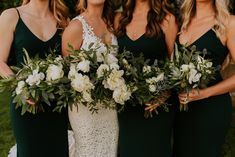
[
  {"left": 134, "top": 0, "right": 150, "bottom": 14},
  {"left": 27, "top": 0, "right": 50, "bottom": 18},
  {"left": 86, "top": 3, "right": 104, "bottom": 19},
  {"left": 195, "top": 1, "right": 215, "bottom": 19}
]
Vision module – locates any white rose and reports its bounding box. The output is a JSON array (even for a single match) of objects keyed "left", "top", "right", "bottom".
[
  {"left": 103, "top": 70, "right": 125, "bottom": 90},
  {"left": 26, "top": 69, "right": 45, "bottom": 86},
  {"left": 77, "top": 60, "right": 90, "bottom": 73},
  {"left": 68, "top": 64, "right": 78, "bottom": 79},
  {"left": 110, "top": 63, "right": 120, "bottom": 70},
  {"left": 71, "top": 74, "right": 94, "bottom": 92},
  {"left": 106, "top": 53, "right": 118, "bottom": 65},
  {"left": 113, "top": 85, "right": 131, "bottom": 104},
  {"left": 46, "top": 64, "right": 64, "bottom": 82},
  {"left": 149, "top": 84, "right": 156, "bottom": 92},
  {"left": 97, "top": 64, "right": 110, "bottom": 78},
  {"left": 143, "top": 66, "right": 151, "bottom": 73},
  {"left": 15, "top": 81, "right": 25, "bottom": 95}
]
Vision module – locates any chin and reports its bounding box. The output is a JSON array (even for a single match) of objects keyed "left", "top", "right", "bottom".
[{"left": 88, "top": 0, "right": 106, "bottom": 5}]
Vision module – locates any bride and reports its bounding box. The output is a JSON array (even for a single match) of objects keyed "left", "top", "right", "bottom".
[{"left": 62, "top": 0, "right": 119, "bottom": 157}]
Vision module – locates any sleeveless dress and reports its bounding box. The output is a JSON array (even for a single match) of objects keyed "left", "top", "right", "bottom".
[
  {"left": 8, "top": 9, "right": 69, "bottom": 157},
  {"left": 68, "top": 15, "right": 119, "bottom": 157},
  {"left": 117, "top": 33, "right": 176, "bottom": 157},
  {"left": 173, "top": 29, "right": 233, "bottom": 157}
]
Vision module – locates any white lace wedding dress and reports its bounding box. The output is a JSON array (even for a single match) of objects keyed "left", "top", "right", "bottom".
[{"left": 68, "top": 15, "right": 119, "bottom": 157}]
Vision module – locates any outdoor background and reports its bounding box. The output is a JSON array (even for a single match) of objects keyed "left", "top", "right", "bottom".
[{"left": 0, "top": 0, "right": 234, "bottom": 157}]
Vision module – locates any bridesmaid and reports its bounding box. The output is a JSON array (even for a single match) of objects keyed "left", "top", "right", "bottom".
[
  {"left": 174, "top": 0, "right": 234, "bottom": 156},
  {"left": 114, "top": 0, "right": 178, "bottom": 156},
  {"left": 0, "top": 0, "right": 69, "bottom": 156}
]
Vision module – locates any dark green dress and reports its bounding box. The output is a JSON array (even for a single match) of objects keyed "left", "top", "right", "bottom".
[
  {"left": 173, "top": 29, "right": 233, "bottom": 157},
  {"left": 8, "top": 9, "right": 68, "bottom": 157},
  {"left": 117, "top": 34, "right": 176, "bottom": 157}
]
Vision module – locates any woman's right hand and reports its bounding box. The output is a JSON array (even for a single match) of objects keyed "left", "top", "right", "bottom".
[{"left": 0, "top": 61, "right": 14, "bottom": 79}]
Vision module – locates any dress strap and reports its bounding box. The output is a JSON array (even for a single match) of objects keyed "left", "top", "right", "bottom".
[{"left": 15, "top": 8, "right": 21, "bottom": 19}]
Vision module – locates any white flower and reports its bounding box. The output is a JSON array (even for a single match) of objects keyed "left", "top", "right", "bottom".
[
  {"left": 82, "top": 91, "right": 93, "bottom": 103},
  {"left": 109, "top": 63, "right": 120, "bottom": 70},
  {"left": 171, "top": 67, "right": 181, "bottom": 78},
  {"left": 77, "top": 60, "right": 90, "bottom": 73},
  {"left": 181, "top": 63, "right": 195, "bottom": 72},
  {"left": 143, "top": 66, "right": 152, "bottom": 73},
  {"left": 122, "top": 59, "right": 128, "bottom": 65},
  {"left": 68, "top": 64, "right": 78, "bottom": 79},
  {"left": 97, "top": 64, "right": 110, "bottom": 78},
  {"left": 113, "top": 85, "right": 131, "bottom": 104},
  {"left": 54, "top": 55, "right": 63, "bottom": 62},
  {"left": 26, "top": 69, "right": 45, "bottom": 86},
  {"left": 71, "top": 73, "right": 94, "bottom": 92},
  {"left": 46, "top": 64, "right": 64, "bottom": 82},
  {"left": 106, "top": 53, "right": 118, "bottom": 65},
  {"left": 206, "top": 62, "right": 213, "bottom": 68},
  {"left": 146, "top": 73, "right": 164, "bottom": 84},
  {"left": 188, "top": 69, "right": 201, "bottom": 84},
  {"left": 103, "top": 70, "right": 125, "bottom": 90},
  {"left": 15, "top": 81, "right": 25, "bottom": 95},
  {"left": 149, "top": 84, "right": 156, "bottom": 92}
]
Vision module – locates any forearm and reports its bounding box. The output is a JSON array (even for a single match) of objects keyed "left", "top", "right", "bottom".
[{"left": 205, "top": 74, "right": 235, "bottom": 97}]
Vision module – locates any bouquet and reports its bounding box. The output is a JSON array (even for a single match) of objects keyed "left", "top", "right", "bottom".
[
  {"left": 118, "top": 50, "right": 171, "bottom": 117},
  {"left": 167, "top": 44, "right": 217, "bottom": 111},
  {"left": 66, "top": 43, "right": 133, "bottom": 112},
  {"left": 0, "top": 49, "right": 71, "bottom": 115}
]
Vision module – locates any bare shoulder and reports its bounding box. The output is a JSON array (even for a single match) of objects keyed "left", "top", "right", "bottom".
[
  {"left": 63, "top": 19, "right": 83, "bottom": 37},
  {"left": 0, "top": 8, "right": 19, "bottom": 28}
]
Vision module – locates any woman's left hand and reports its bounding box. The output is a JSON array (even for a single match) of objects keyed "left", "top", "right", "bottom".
[{"left": 178, "top": 88, "right": 210, "bottom": 104}]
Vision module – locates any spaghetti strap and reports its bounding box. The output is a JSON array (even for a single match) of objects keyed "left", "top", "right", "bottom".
[{"left": 15, "top": 8, "right": 20, "bottom": 18}]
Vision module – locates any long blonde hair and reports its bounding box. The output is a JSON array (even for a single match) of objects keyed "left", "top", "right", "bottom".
[
  {"left": 181, "top": 0, "right": 230, "bottom": 37},
  {"left": 22, "top": 0, "right": 69, "bottom": 29}
]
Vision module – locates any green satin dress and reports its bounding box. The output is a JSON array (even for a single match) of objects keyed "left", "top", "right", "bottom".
[{"left": 8, "top": 9, "right": 69, "bottom": 157}]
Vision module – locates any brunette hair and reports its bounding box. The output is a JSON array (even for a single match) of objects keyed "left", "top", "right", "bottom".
[{"left": 116, "top": 0, "right": 175, "bottom": 38}]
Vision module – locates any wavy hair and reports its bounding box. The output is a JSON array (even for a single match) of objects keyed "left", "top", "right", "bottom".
[
  {"left": 76, "top": 0, "right": 115, "bottom": 31},
  {"left": 180, "top": 0, "right": 230, "bottom": 37},
  {"left": 22, "top": 0, "right": 69, "bottom": 29},
  {"left": 116, "top": 0, "right": 175, "bottom": 38}
]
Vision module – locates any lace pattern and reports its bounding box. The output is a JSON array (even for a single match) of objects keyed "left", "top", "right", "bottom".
[{"left": 69, "top": 15, "right": 119, "bottom": 157}]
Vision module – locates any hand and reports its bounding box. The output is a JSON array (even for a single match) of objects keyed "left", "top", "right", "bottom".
[
  {"left": 145, "top": 90, "right": 171, "bottom": 112},
  {"left": 145, "top": 103, "right": 161, "bottom": 112},
  {"left": 26, "top": 99, "right": 36, "bottom": 106},
  {"left": 178, "top": 88, "right": 210, "bottom": 104}
]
